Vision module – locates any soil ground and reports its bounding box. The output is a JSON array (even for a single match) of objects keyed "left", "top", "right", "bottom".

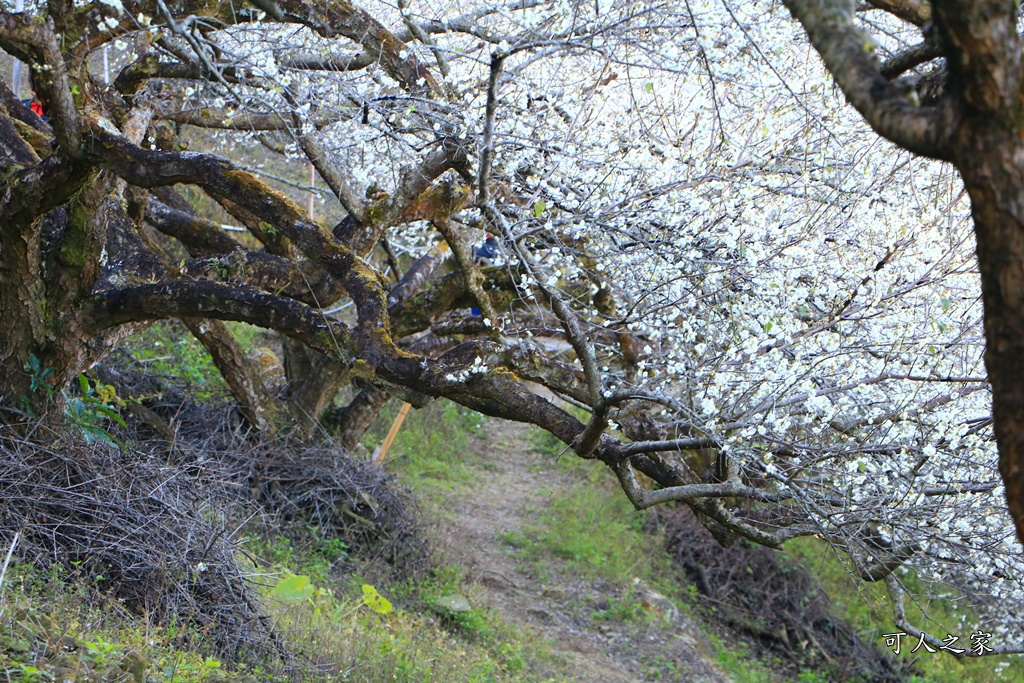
[{"left": 430, "top": 418, "right": 735, "bottom": 683}]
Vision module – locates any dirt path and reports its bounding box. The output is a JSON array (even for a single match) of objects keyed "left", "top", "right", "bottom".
[{"left": 433, "top": 419, "right": 734, "bottom": 683}]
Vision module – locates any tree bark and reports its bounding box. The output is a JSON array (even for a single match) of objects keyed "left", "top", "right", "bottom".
[
  {"left": 953, "top": 117, "right": 1024, "bottom": 543},
  {"left": 0, "top": 207, "right": 101, "bottom": 407},
  {"left": 320, "top": 385, "right": 390, "bottom": 451},
  {"left": 182, "top": 318, "right": 285, "bottom": 432}
]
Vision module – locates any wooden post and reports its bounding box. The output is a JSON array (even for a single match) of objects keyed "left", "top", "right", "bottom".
[
  {"left": 11, "top": 0, "right": 23, "bottom": 96},
  {"left": 307, "top": 163, "right": 315, "bottom": 221},
  {"left": 373, "top": 402, "right": 411, "bottom": 465}
]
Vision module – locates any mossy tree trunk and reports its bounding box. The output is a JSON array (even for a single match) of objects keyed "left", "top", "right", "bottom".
[{"left": 0, "top": 187, "right": 106, "bottom": 409}]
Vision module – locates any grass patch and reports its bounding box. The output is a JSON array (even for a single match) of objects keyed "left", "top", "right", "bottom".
[
  {"left": 363, "top": 400, "right": 487, "bottom": 495},
  {"left": 0, "top": 538, "right": 562, "bottom": 683},
  {"left": 393, "top": 564, "right": 537, "bottom": 675},
  {"left": 242, "top": 532, "right": 350, "bottom": 587},
  {"left": 119, "top": 321, "right": 227, "bottom": 399},
  {"left": 504, "top": 481, "right": 663, "bottom": 585},
  {"left": 503, "top": 440, "right": 671, "bottom": 589},
  {"left": 263, "top": 576, "right": 542, "bottom": 683},
  {"left": 1, "top": 563, "right": 247, "bottom": 683},
  {"left": 786, "top": 537, "right": 1024, "bottom": 682},
  {"left": 249, "top": 531, "right": 557, "bottom": 683},
  {"left": 708, "top": 634, "right": 785, "bottom": 683}
]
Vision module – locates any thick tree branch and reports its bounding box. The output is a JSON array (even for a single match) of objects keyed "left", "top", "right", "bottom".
[
  {"left": 335, "top": 140, "right": 468, "bottom": 256},
  {"left": 613, "top": 457, "right": 789, "bottom": 510},
  {"left": 0, "top": 77, "right": 47, "bottom": 132},
  {"left": 0, "top": 13, "right": 82, "bottom": 155},
  {"left": 214, "top": 196, "right": 295, "bottom": 257},
  {"left": 180, "top": 251, "right": 346, "bottom": 307},
  {"left": 270, "top": 0, "right": 441, "bottom": 95},
  {"left": 432, "top": 219, "right": 499, "bottom": 328},
  {"left": 0, "top": 102, "right": 41, "bottom": 171},
  {"left": 85, "top": 281, "right": 355, "bottom": 360},
  {"left": 880, "top": 39, "right": 943, "bottom": 79},
  {"left": 783, "top": 0, "right": 955, "bottom": 159},
  {"left": 163, "top": 108, "right": 297, "bottom": 131},
  {"left": 863, "top": 0, "right": 931, "bottom": 25},
  {"left": 321, "top": 385, "right": 390, "bottom": 450},
  {"left": 387, "top": 242, "right": 450, "bottom": 305},
  {"left": 287, "top": 357, "right": 351, "bottom": 428},
  {"left": 1, "top": 153, "right": 95, "bottom": 234},
  {"left": 618, "top": 437, "right": 722, "bottom": 456},
  {"left": 182, "top": 317, "right": 285, "bottom": 431},
  {"left": 87, "top": 126, "right": 398, "bottom": 370},
  {"left": 388, "top": 266, "right": 519, "bottom": 338},
  {"left": 931, "top": 0, "right": 1020, "bottom": 116},
  {"left": 145, "top": 199, "right": 245, "bottom": 257},
  {"left": 277, "top": 50, "right": 375, "bottom": 72}
]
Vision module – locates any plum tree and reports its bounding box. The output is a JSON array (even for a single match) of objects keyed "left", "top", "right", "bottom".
[{"left": 0, "top": 0, "right": 1021, "bottom": 652}]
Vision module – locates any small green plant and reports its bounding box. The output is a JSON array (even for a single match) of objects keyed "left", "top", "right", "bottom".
[
  {"left": 82, "top": 634, "right": 122, "bottom": 666},
  {"left": 13, "top": 663, "right": 50, "bottom": 683},
  {"left": 312, "top": 533, "right": 348, "bottom": 563},
  {"left": 269, "top": 571, "right": 317, "bottom": 603},
  {"left": 64, "top": 374, "right": 125, "bottom": 446},
  {"left": 15, "top": 357, "right": 125, "bottom": 445},
  {"left": 24, "top": 354, "right": 53, "bottom": 399},
  {"left": 253, "top": 534, "right": 296, "bottom": 569},
  {"left": 15, "top": 353, "right": 54, "bottom": 414},
  {"left": 245, "top": 531, "right": 348, "bottom": 585},
  {"left": 161, "top": 654, "right": 224, "bottom": 682},
  {"left": 361, "top": 583, "right": 393, "bottom": 615},
  {"left": 159, "top": 651, "right": 226, "bottom": 683},
  {"left": 591, "top": 594, "right": 647, "bottom": 623},
  {"left": 710, "top": 635, "right": 777, "bottom": 683}
]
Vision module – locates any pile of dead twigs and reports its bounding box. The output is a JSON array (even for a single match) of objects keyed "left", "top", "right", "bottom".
[
  {"left": 0, "top": 416, "right": 278, "bottom": 661},
  {"left": 655, "top": 506, "right": 912, "bottom": 682}
]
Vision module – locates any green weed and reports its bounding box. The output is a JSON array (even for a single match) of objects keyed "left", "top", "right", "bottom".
[
  {"left": 240, "top": 524, "right": 551, "bottom": 683},
  {"left": 1, "top": 548, "right": 555, "bottom": 683},
  {"left": 785, "top": 537, "right": 1024, "bottom": 682},
  {"left": 708, "top": 635, "right": 781, "bottom": 683},
  {"left": 365, "top": 400, "right": 487, "bottom": 495},
  {"left": 121, "top": 321, "right": 227, "bottom": 399},
  {"left": 0, "top": 563, "right": 242, "bottom": 683},
  {"left": 510, "top": 481, "right": 664, "bottom": 585}
]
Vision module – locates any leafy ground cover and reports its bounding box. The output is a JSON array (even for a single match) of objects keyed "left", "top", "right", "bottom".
[{"left": 0, "top": 556, "right": 546, "bottom": 683}]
